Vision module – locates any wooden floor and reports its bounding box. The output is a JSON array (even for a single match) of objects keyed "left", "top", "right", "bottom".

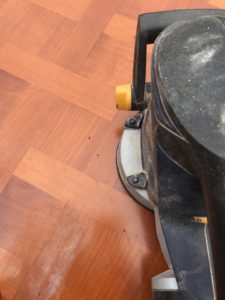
[{"left": 0, "top": 0, "right": 223, "bottom": 299}]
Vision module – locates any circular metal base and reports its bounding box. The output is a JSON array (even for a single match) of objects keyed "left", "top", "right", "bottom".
[
  {"left": 116, "top": 126, "right": 155, "bottom": 210},
  {"left": 116, "top": 123, "right": 179, "bottom": 294}
]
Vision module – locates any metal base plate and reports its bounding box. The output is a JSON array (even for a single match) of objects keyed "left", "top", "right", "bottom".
[
  {"left": 116, "top": 126, "right": 155, "bottom": 210},
  {"left": 116, "top": 124, "right": 179, "bottom": 295}
]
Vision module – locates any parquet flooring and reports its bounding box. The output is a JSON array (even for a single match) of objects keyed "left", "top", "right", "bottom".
[{"left": 0, "top": 0, "right": 221, "bottom": 299}]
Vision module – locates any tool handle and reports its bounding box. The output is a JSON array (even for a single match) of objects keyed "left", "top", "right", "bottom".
[{"left": 133, "top": 9, "right": 225, "bottom": 102}]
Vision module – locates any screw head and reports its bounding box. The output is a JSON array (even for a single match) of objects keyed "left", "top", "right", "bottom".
[
  {"left": 129, "top": 117, "right": 136, "bottom": 125},
  {"left": 132, "top": 175, "right": 139, "bottom": 184}
]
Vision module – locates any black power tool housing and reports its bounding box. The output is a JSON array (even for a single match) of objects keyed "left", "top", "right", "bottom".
[{"left": 116, "top": 9, "right": 225, "bottom": 300}]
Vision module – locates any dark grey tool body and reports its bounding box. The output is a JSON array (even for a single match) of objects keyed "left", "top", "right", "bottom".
[{"left": 116, "top": 9, "right": 225, "bottom": 300}]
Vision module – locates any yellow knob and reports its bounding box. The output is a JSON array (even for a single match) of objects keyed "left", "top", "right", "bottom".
[{"left": 115, "top": 84, "right": 132, "bottom": 110}]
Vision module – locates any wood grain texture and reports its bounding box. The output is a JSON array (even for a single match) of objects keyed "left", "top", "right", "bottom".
[
  {"left": 0, "top": 0, "right": 212, "bottom": 299},
  {"left": 209, "top": 0, "right": 225, "bottom": 8}
]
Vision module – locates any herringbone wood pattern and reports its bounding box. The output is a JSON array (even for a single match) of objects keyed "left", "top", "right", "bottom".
[{"left": 0, "top": 0, "right": 222, "bottom": 299}]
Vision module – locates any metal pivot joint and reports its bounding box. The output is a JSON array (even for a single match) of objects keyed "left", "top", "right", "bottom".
[
  {"left": 127, "top": 173, "right": 148, "bottom": 189},
  {"left": 125, "top": 113, "right": 144, "bottom": 129}
]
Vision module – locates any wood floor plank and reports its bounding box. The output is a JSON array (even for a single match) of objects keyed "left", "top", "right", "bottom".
[
  {"left": 0, "top": 70, "right": 31, "bottom": 191},
  {"left": 0, "top": 86, "right": 74, "bottom": 192},
  {"left": 56, "top": 224, "right": 165, "bottom": 300},
  {"left": 0, "top": 176, "right": 165, "bottom": 300},
  {"left": 0, "top": 0, "right": 32, "bottom": 42},
  {"left": 0, "top": 69, "right": 29, "bottom": 126},
  {"left": 80, "top": 33, "right": 134, "bottom": 86},
  {"left": 119, "top": 0, "right": 212, "bottom": 19},
  {"left": 9, "top": 4, "right": 72, "bottom": 55},
  {"left": 0, "top": 0, "right": 8, "bottom": 9},
  {"left": 104, "top": 13, "right": 137, "bottom": 41},
  {"left": 52, "top": 0, "right": 122, "bottom": 72},
  {"left": 79, "top": 13, "right": 152, "bottom": 86},
  {"left": 84, "top": 111, "right": 133, "bottom": 187},
  {"left": 0, "top": 176, "right": 63, "bottom": 299},
  {"left": 38, "top": 17, "right": 76, "bottom": 61},
  {"left": 14, "top": 147, "right": 159, "bottom": 249},
  {"left": 33, "top": 102, "right": 108, "bottom": 169},
  {"left": 0, "top": 154, "right": 166, "bottom": 299},
  {"left": 209, "top": 0, "right": 225, "bottom": 8},
  {"left": 30, "top": 0, "right": 92, "bottom": 21},
  {"left": 0, "top": 43, "right": 115, "bottom": 120},
  {"left": 12, "top": 202, "right": 91, "bottom": 300}
]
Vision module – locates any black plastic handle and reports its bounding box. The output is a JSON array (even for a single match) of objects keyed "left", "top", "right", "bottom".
[{"left": 133, "top": 9, "right": 225, "bottom": 103}]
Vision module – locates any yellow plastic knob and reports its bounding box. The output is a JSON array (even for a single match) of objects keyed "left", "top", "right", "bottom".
[{"left": 115, "top": 84, "right": 132, "bottom": 110}]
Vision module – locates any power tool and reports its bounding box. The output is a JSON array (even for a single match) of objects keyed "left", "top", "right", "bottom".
[{"left": 116, "top": 9, "right": 225, "bottom": 300}]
